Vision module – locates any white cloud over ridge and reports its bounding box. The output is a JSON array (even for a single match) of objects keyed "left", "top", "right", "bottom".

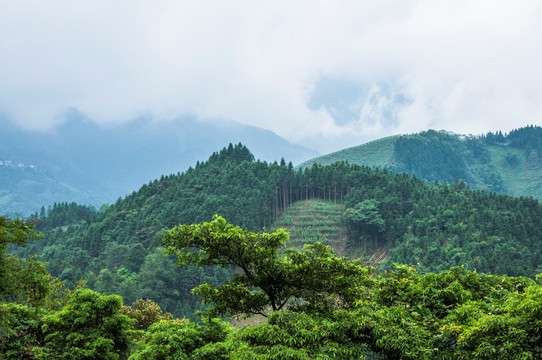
[{"left": 1, "top": 0, "right": 541, "bottom": 152}]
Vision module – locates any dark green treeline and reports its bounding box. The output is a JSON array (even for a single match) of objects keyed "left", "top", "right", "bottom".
[{"left": 13, "top": 143, "right": 542, "bottom": 318}]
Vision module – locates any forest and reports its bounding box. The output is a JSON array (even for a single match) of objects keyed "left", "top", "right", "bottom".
[
  {"left": 3, "top": 128, "right": 542, "bottom": 358},
  {"left": 9, "top": 141, "right": 542, "bottom": 317},
  {"left": 3, "top": 215, "right": 542, "bottom": 359}
]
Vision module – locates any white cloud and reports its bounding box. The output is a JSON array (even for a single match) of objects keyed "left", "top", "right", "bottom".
[{"left": 1, "top": 0, "right": 542, "bottom": 151}]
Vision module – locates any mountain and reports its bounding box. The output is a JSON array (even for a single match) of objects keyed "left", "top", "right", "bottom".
[
  {"left": 299, "top": 126, "right": 542, "bottom": 201},
  {"left": 6, "top": 139, "right": 542, "bottom": 358},
  {"left": 13, "top": 143, "right": 542, "bottom": 319},
  {"left": 0, "top": 112, "right": 318, "bottom": 215}
]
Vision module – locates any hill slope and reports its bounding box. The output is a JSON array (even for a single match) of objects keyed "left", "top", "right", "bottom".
[
  {"left": 299, "top": 126, "right": 542, "bottom": 200},
  {"left": 12, "top": 144, "right": 542, "bottom": 318},
  {"left": 272, "top": 200, "right": 347, "bottom": 254}
]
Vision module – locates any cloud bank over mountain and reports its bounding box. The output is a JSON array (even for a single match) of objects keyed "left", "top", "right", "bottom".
[{"left": 1, "top": 1, "right": 541, "bottom": 152}]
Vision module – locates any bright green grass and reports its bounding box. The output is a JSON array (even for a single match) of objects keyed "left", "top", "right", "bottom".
[
  {"left": 487, "top": 145, "right": 542, "bottom": 200},
  {"left": 297, "top": 135, "right": 399, "bottom": 170}
]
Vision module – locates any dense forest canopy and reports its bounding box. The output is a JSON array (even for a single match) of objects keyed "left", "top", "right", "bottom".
[
  {"left": 3, "top": 135, "right": 542, "bottom": 358},
  {"left": 483, "top": 125, "right": 542, "bottom": 150},
  {"left": 5, "top": 141, "right": 541, "bottom": 320},
  {"left": 3, "top": 216, "right": 542, "bottom": 359},
  {"left": 393, "top": 126, "right": 542, "bottom": 188},
  {"left": 391, "top": 130, "right": 501, "bottom": 191}
]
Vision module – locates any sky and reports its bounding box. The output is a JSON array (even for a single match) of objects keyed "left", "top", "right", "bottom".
[{"left": 1, "top": 0, "right": 542, "bottom": 153}]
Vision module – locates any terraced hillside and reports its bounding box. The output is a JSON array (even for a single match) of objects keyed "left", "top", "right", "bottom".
[{"left": 272, "top": 200, "right": 347, "bottom": 255}]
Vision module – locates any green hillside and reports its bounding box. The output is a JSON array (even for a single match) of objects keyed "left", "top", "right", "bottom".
[
  {"left": 11, "top": 142, "right": 542, "bottom": 320},
  {"left": 6, "top": 142, "right": 542, "bottom": 358},
  {"left": 272, "top": 200, "right": 347, "bottom": 252},
  {"left": 299, "top": 134, "right": 399, "bottom": 169},
  {"left": 272, "top": 199, "right": 388, "bottom": 264},
  {"left": 487, "top": 145, "right": 542, "bottom": 198},
  {"left": 299, "top": 126, "right": 542, "bottom": 200}
]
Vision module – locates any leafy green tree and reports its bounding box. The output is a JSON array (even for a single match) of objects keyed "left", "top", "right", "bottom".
[
  {"left": 120, "top": 298, "right": 173, "bottom": 331},
  {"left": 38, "top": 289, "right": 135, "bottom": 360},
  {"left": 162, "top": 216, "right": 370, "bottom": 318},
  {"left": 0, "top": 218, "right": 50, "bottom": 359},
  {"left": 137, "top": 248, "right": 184, "bottom": 313},
  {"left": 0, "top": 302, "right": 45, "bottom": 359},
  {"left": 1, "top": 218, "right": 89, "bottom": 359},
  {"left": 0, "top": 217, "right": 44, "bottom": 302},
  {"left": 437, "top": 273, "right": 542, "bottom": 359},
  {"left": 129, "top": 318, "right": 231, "bottom": 360},
  {"left": 345, "top": 199, "right": 386, "bottom": 249}
]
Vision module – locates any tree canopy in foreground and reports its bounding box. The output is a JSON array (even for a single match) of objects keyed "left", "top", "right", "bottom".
[
  {"left": 152, "top": 217, "right": 542, "bottom": 359},
  {"left": 4, "top": 216, "right": 542, "bottom": 359},
  {"left": 162, "top": 215, "right": 369, "bottom": 318}
]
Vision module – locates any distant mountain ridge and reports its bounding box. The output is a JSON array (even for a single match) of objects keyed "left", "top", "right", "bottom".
[
  {"left": 0, "top": 113, "right": 318, "bottom": 215},
  {"left": 300, "top": 126, "right": 542, "bottom": 201}
]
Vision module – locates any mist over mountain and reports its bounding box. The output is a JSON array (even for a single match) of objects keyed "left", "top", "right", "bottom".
[{"left": 0, "top": 112, "right": 318, "bottom": 215}]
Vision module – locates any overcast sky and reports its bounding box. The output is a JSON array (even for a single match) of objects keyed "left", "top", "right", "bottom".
[{"left": 1, "top": 1, "right": 542, "bottom": 153}]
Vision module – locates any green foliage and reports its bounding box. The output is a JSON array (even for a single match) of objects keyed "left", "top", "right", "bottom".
[
  {"left": 158, "top": 219, "right": 542, "bottom": 359},
  {"left": 2, "top": 255, "right": 47, "bottom": 308},
  {"left": 432, "top": 275, "right": 542, "bottom": 359},
  {"left": 302, "top": 126, "right": 542, "bottom": 201},
  {"left": 12, "top": 139, "right": 542, "bottom": 320},
  {"left": 0, "top": 302, "right": 44, "bottom": 359},
  {"left": 485, "top": 125, "right": 542, "bottom": 154},
  {"left": 0, "top": 217, "right": 41, "bottom": 250},
  {"left": 222, "top": 265, "right": 542, "bottom": 359},
  {"left": 138, "top": 240, "right": 542, "bottom": 359},
  {"left": 129, "top": 318, "right": 232, "bottom": 360},
  {"left": 0, "top": 218, "right": 91, "bottom": 359},
  {"left": 394, "top": 130, "right": 470, "bottom": 182},
  {"left": 163, "top": 215, "right": 288, "bottom": 270},
  {"left": 0, "top": 217, "right": 52, "bottom": 307},
  {"left": 30, "top": 202, "right": 97, "bottom": 233},
  {"left": 228, "top": 311, "right": 370, "bottom": 359},
  {"left": 345, "top": 199, "right": 385, "bottom": 251},
  {"left": 163, "top": 216, "right": 369, "bottom": 318},
  {"left": 6, "top": 210, "right": 542, "bottom": 358},
  {"left": 38, "top": 289, "right": 136, "bottom": 360},
  {"left": 120, "top": 298, "right": 173, "bottom": 331}
]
